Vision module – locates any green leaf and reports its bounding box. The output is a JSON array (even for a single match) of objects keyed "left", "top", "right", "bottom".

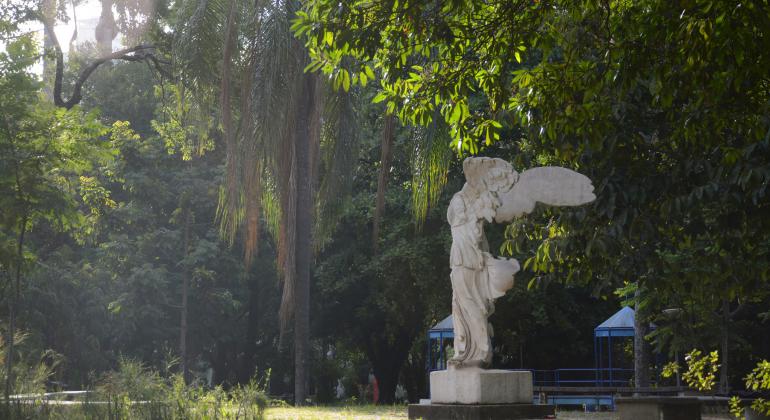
[
  {"left": 342, "top": 70, "right": 351, "bottom": 91},
  {"left": 364, "top": 65, "right": 375, "bottom": 80},
  {"left": 449, "top": 104, "right": 462, "bottom": 123}
]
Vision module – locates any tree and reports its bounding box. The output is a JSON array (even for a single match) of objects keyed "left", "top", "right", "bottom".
[
  {"left": 171, "top": 0, "right": 358, "bottom": 403},
  {"left": 314, "top": 122, "right": 453, "bottom": 402},
  {"left": 0, "top": 34, "right": 113, "bottom": 399},
  {"left": 296, "top": 0, "right": 770, "bottom": 388},
  {"left": 10, "top": 0, "right": 171, "bottom": 110}
]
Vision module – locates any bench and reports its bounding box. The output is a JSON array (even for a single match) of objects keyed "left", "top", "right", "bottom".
[{"left": 615, "top": 396, "right": 701, "bottom": 420}]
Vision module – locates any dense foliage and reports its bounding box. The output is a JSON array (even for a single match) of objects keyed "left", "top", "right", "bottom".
[
  {"left": 297, "top": 0, "right": 770, "bottom": 389},
  {"left": 0, "top": 0, "right": 768, "bottom": 413}
]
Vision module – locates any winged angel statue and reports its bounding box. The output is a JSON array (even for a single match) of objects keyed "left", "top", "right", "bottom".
[{"left": 447, "top": 157, "right": 595, "bottom": 369}]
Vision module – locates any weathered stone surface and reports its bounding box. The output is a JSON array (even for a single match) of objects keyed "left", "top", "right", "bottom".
[
  {"left": 427, "top": 157, "right": 592, "bottom": 419},
  {"left": 447, "top": 158, "right": 595, "bottom": 368},
  {"left": 408, "top": 402, "right": 554, "bottom": 420},
  {"left": 430, "top": 368, "right": 533, "bottom": 405},
  {"left": 616, "top": 396, "right": 702, "bottom": 420},
  {"left": 494, "top": 166, "right": 596, "bottom": 222}
]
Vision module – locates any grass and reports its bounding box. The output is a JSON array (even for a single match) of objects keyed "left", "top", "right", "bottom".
[{"left": 266, "top": 405, "right": 408, "bottom": 420}]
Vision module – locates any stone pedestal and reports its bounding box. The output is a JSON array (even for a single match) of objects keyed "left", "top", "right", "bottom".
[
  {"left": 430, "top": 368, "right": 533, "bottom": 404},
  {"left": 408, "top": 368, "right": 554, "bottom": 419}
]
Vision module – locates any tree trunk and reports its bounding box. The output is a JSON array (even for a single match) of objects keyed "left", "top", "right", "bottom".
[
  {"left": 41, "top": 0, "right": 56, "bottom": 99},
  {"left": 95, "top": 0, "right": 117, "bottom": 55},
  {"left": 293, "top": 72, "right": 317, "bottom": 406},
  {"left": 373, "top": 364, "right": 399, "bottom": 404},
  {"left": 179, "top": 208, "right": 191, "bottom": 384},
  {"left": 210, "top": 341, "right": 232, "bottom": 387},
  {"left": 4, "top": 295, "right": 16, "bottom": 402},
  {"left": 366, "top": 330, "right": 415, "bottom": 404},
  {"left": 372, "top": 115, "right": 395, "bottom": 254},
  {"left": 718, "top": 297, "right": 730, "bottom": 394},
  {"left": 634, "top": 288, "right": 651, "bottom": 390},
  {"left": 239, "top": 274, "right": 261, "bottom": 384},
  {"left": 5, "top": 216, "right": 27, "bottom": 401},
  {"left": 402, "top": 350, "right": 427, "bottom": 403}
]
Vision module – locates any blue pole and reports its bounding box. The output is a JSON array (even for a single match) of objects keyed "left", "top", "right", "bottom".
[
  {"left": 608, "top": 331, "right": 613, "bottom": 386},
  {"left": 594, "top": 334, "right": 598, "bottom": 387},
  {"left": 439, "top": 332, "right": 445, "bottom": 370},
  {"left": 598, "top": 335, "right": 603, "bottom": 386},
  {"left": 428, "top": 332, "right": 432, "bottom": 371}
]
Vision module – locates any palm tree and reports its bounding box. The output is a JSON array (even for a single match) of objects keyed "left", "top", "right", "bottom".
[{"left": 173, "top": 0, "right": 356, "bottom": 404}]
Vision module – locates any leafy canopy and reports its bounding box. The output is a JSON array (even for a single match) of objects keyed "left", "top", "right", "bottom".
[
  {"left": 0, "top": 34, "right": 116, "bottom": 265},
  {"left": 294, "top": 2, "right": 770, "bottom": 350}
]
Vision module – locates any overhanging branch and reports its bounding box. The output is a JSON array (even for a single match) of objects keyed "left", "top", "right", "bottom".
[{"left": 42, "top": 18, "right": 169, "bottom": 110}]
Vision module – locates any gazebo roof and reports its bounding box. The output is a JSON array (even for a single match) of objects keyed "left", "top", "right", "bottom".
[
  {"left": 594, "top": 306, "right": 635, "bottom": 337},
  {"left": 430, "top": 315, "right": 453, "bottom": 332},
  {"left": 428, "top": 315, "right": 454, "bottom": 339}
]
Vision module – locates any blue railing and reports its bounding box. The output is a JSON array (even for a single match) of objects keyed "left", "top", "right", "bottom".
[
  {"left": 509, "top": 368, "right": 634, "bottom": 387},
  {"left": 534, "top": 393, "right": 615, "bottom": 410}
]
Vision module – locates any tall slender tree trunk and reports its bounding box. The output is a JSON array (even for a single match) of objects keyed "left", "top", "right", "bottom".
[
  {"left": 41, "top": 0, "right": 56, "bottom": 99},
  {"left": 402, "top": 351, "right": 426, "bottom": 403},
  {"left": 719, "top": 297, "right": 730, "bottom": 394},
  {"left": 372, "top": 115, "right": 395, "bottom": 254},
  {"left": 179, "top": 208, "right": 191, "bottom": 384},
  {"left": 367, "top": 330, "right": 415, "bottom": 404},
  {"left": 239, "top": 276, "right": 261, "bottom": 383},
  {"left": 293, "top": 72, "right": 317, "bottom": 406},
  {"left": 95, "top": 0, "right": 117, "bottom": 55},
  {"left": 5, "top": 215, "right": 27, "bottom": 401},
  {"left": 4, "top": 289, "right": 16, "bottom": 402},
  {"left": 634, "top": 287, "right": 651, "bottom": 390}
]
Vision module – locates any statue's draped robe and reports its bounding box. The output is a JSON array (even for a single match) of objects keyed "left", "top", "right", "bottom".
[
  {"left": 443, "top": 157, "right": 595, "bottom": 370},
  {"left": 447, "top": 191, "right": 496, "bottom": 367}
]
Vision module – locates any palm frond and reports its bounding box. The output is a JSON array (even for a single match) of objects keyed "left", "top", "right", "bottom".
[
  {"left": 245, "top": 1, "right": 306, "bottom": 335},
  {"left": 260, "top": 173, "right": 282, "bottom": 242},
  {"left": 411, "top": 117, "right": 452, "bottom": 228},
  {"left": 192, "top": 0, "right": 357, "bottom": 344},
  {"left": 172, "top": 0, "right": 227, "bottom": 87},
  {"left": 217, "top": 0, "right": 244, "bottom": 250},
  {"left": 314, "top": 85, "right": 358, "bottom": 251}
]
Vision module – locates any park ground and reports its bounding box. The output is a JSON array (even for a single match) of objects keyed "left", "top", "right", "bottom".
[{"left": 263, "top": 405, "right": 733, "bottom": 419}]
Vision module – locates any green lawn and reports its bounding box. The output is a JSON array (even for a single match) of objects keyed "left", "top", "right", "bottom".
[{"left": 265, "top": 405, "right": 408, "bottom": 420}]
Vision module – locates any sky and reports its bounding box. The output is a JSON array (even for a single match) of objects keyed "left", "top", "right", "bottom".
[
  {"left": 12, "top": 0, "right": 119, "bottom": 73},
  {"left": 60, "top": 1, "right": 107, "bottom": 49}
]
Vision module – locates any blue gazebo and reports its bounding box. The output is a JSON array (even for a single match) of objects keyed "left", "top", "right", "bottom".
[
  {"left": 425, "top": 308, "right": 639, "bottom": 389},
  {"left": 594, "top": 306, "right": 635, "bottom": 386},
  {"left": 427, "top": 315, "right": 454, "bottom": 371}
]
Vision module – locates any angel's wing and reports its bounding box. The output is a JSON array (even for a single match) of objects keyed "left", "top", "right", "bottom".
[{"left": 494, "top": 166, "right": 596, "bottom": 222}]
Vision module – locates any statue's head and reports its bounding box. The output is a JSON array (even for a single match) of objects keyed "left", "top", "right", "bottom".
[{"left": 462, "top": 157, "right": 517, "bottom": 193}]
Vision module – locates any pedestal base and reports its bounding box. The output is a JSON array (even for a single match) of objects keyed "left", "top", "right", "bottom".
[
  {"left": 408, "top": 402, "right": 555, "bottom": 420},
  {"left": 430, "top": 368, "right": 533, "bottom": 404}
]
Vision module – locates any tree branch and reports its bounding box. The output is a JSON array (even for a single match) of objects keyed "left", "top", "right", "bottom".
[{"left": 42, "top": 18, "right": 169, "bottom": 110}]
